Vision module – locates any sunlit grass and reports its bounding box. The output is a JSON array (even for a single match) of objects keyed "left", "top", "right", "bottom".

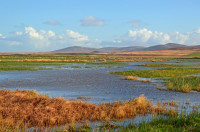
[
  {"left": 119, "top": 113, "right": 200, "bottom": 132},
  {"left": 111, "top": 68, "right": 200, "bottom": 78},
  {"left": 165, "top": 76, "right": 200, "bottom": 93},
  {"left": 0, "top": 89, "right": 174, "bottom": 130},
  {"left": 137, "top": 63, "right": 200, "bottom": 68},
  {"left": 125, "top": 76, "right": 138, "bottom": 80}
]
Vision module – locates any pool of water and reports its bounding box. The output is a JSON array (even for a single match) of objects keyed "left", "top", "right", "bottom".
[{"left": 0, "top": 62, "right": 199, "bottom": 107}]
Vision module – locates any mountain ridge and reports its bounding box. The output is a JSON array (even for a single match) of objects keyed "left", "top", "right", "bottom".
[{"left": 52, "top": 43, "right": 195, "bottom": 53}]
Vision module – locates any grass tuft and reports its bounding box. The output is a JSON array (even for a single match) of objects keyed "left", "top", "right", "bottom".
[{"left": 125, "top": 76, "right": 138, "bottom": 80}]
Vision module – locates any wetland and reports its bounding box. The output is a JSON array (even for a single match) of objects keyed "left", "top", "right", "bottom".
[{"left": 0, "top": 54, "right": 200, "bottom": 131}]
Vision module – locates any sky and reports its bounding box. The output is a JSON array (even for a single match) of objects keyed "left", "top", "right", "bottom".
[{"left": 0, "top": 0, "right": 200, "bottom": 52}]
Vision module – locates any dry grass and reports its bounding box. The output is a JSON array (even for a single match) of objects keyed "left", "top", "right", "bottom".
[
  {"left": 0, "top": 89, "right": 172, "bottom": 130},
  {"left": 125, "top": 76, "right": 138, "bottom": 80},
  {"left": 141, "top": 78, "right": 151, "bottom": 82},
  {"left": 115, "top": 49, "right": 200, "bottom": 57},
  {"left": 181, "top": 84, "right": 192, "bottom": 93}
]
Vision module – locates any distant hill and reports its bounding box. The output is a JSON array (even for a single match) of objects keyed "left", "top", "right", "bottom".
[
  {"left": 52, "top": 43, "right": 188, "bottom": 53},
  {"left": 53, "top": 46, "right": 98, "bottom": 53},
  {"left": 143, "top": 43, "right": 186, "bottom": 51},
  {"left": 93, "top": 46, "right": 146, "bottom": 53}
]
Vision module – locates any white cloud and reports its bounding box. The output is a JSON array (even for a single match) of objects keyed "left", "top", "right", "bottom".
[
  {"left": 25, "top": 27, "right": 44, "bottom": 39},
  {"left": 0, "top": 33, "right": 6, "bottom": 38},
  {"left": 114, "top": 28, "right": 200, "bottom": 46},
  {"left": 66, "top": 30, "right": 88, "bottom": 41},
  {"left": 0, "top": 27, "right": 101, "bottom": 52},
  {"left": 1, "top": 27, "right": 200, "bottom": 52},
  {"left": 80, "top": 16, "right": 104, "bottom": 27}
]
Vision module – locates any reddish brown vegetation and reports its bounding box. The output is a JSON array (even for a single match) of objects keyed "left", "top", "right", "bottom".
[{"left": 0, "top": 89, "right": 173, "bottom": 129}]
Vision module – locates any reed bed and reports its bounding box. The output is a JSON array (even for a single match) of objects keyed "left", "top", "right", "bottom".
[
  {"left": 0, "top": 89, "right": 173, "bottom": 130},
  {"left": 166, "top": 76, "right": 200, "bottom": 93}
]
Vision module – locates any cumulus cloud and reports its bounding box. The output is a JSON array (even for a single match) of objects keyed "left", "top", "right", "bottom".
[
  {"left": 66, "top": 30, "right": 88, "bottom": 41},
  {"left": 25, "top": 27, "right": 44, "bottom": 39},
  {"left": 43, "top": 20, "right": 63, "bottom": 26},
  {"left": 80, "top": 16, "right": 104, "bottom": 27},
  {"left": 111, "top": 28, "right": 200, "bottom": 46},
  {"left": 0, "top": 27, "right": 101, "bottom": 52},
  {"left": 1, "top": 27, "right": 200, "bottom": 52}
]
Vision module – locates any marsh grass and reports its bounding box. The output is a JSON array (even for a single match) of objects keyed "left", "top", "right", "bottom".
[
  {"left": 137, "top": 63, "right": 200, "bottom": 68},
  {"left": 0, "top": 55, "right": 128, "bottom": 72},
  {"left": 0, "top": 89, "right": 174, "bottom": 131},
  {"left": 165, "top": 76, "right": 200, "bottom": 93},
  {"left": 0, "top": 61, "right": 59, "bottom": 71},
  {"left": 111, "top": 68, "right": 200, "bottom": 78},
  {"left": 119, "top": 112, "right": 200, "bottom": 132}
]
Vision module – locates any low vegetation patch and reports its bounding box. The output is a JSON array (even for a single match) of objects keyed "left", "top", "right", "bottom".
[
  {"left": 112, "top": 68, "right": 200, "bottom": 93},
  {"left": 0, "top": 89, "right": 174, "bottom": 130},
  {"left": 120, "top": 113, "right": 200, "bottom": 132},
  {"left": 165, "top": 76, "right": 200, "bottom": 93},
  {"left": 137, "top": 63, "right": 200, "bottom": 68},
  {"left": 188, "top": 52, "right": 200, "bottom": 57},
  {"left": 111, "top": 68, "right": 200, "bottom": 78},
  {"left": 0, "top": 61, "right": 59, "bottom": 71}
]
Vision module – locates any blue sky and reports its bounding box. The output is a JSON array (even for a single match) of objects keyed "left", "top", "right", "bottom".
[{"left": 0, "top": 0, "right": 200, "bottom": 52}]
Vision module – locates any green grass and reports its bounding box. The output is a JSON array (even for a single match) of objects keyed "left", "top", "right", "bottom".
[
  {"left": 165, "top": 76, "right": 200, "bottom": 93},
  {"left": 0, "top": 61, "right": 62, "bottom": 67},
  {"left": 188, "top": 52, "right": 200, "bottom": 57},
  {"left": 0, "top": 61, "right": 57, "bottom": 71},
  {"left": 56, "top": 113, "right": 200, "bottom": 131},
  {"left": 137, "top": 63, "right": 200, "bottom": 68},
  {"left": 119, "top": 113, "right": 200, "bottom": 132},
  {"left": 0, "top": 67, "right": 52, "bottom": 71},
  {"left": 111, "top": 68, "right": 200, "bottom": 78}
]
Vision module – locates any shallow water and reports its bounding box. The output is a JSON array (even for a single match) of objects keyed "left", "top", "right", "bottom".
[{"left": 0, "top": 62, "right": 200, "bottom": 107}]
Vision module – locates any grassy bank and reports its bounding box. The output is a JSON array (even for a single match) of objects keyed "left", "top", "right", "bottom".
[
  {"left": 165, "top": 76, "right": 200, "bottom": 93},
  {"left": 111, "top": 68, "right": 200, "bottom": 78},
  {"left": 0, "top": 89, "right": 173, "bottom": 131}
]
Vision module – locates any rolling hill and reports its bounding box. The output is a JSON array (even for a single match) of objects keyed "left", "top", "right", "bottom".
[{"left": 52, "top": 43, "right": 189, "bottom": 53}]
